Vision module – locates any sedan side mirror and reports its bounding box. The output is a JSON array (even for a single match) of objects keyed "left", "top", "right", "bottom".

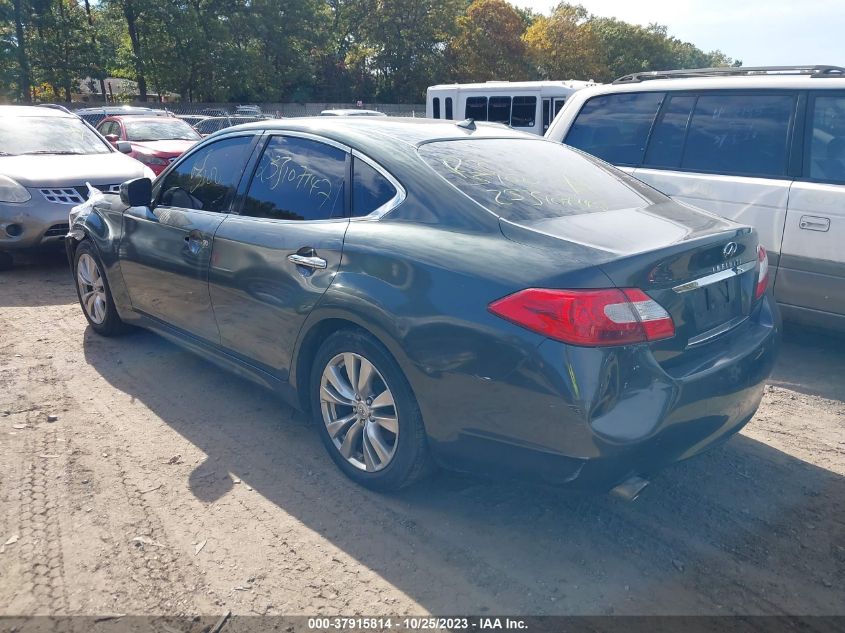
[
  {"left": 120, "top": 178, "right": 152, "bottom": 207},
  {"left": 116, "top": 141, "right": 132, "bottom": 154}
]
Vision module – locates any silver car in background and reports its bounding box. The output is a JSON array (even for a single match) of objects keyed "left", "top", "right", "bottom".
[{"left": 0, "top": 106, "right": 154, "bottom": 270}]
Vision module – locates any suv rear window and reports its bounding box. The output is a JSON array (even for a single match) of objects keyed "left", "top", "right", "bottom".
[{"left": 419, "top": 138, "right": 652, "bottom": 222}]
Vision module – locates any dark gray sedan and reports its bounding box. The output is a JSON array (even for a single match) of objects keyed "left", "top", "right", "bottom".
[{"left": 66, "top": 117, "right": 780, "bottom": 493}]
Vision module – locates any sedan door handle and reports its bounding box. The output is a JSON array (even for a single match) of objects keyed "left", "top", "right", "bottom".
[
  {"left": 184, "top": 231, "right": 209, "bottom": 255},
  {"left": 288, "top": 253, "right": 327, "bottom": 269}
]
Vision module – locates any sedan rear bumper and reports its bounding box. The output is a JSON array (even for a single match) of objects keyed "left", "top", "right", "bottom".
[{"left": 426, "top": 295, "right": 780, "bottom": 489}]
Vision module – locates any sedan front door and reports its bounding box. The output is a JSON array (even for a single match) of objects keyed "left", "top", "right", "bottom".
[{"left": 119, "top": 134, "right": 256, "bottom": 342}]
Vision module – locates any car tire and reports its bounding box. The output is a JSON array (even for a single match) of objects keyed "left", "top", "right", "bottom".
[
  {"left": 73, "top": 241, "right": 130, "bottom": 337},
  {"left": 310, "top": 329, "right": 433, "bottom": 491}
]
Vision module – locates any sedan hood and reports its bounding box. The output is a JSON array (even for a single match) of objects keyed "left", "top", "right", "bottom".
[
  {"left": 0, "top": 152, "right": 148, "bottom": 187},
  {"left": 132, "top": 139, "right": 196, "bottom": 155}
]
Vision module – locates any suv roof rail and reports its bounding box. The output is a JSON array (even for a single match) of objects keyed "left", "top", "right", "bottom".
[{"left": 613, "top": 65, "right": 845, "bottom": 84}]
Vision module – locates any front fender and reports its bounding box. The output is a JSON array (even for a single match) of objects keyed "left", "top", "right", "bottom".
[{"left": 67, "top": 194, "right": 134, "bottom": 320}]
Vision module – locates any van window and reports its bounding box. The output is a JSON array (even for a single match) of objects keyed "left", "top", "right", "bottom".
[
  {"left": 445, "top": 97, "right": 453, "bottom": 120},
  {"left": 565, "top": 92, "right": 664, "bottom": 166},
  {"left": 466, "top": 97, "right": 487, "bottom": 121},
  {"left": 807, "top": 95, "right": 845, "bottom": 184},
  {"left": 554, "top": 99, "right": 566, "bottom": 116},
  {"left": 643, "top": 95, "right": 696, "bottom": 168},
  {"left": 488, "top": 97, "right": 511, "bottom": 124},
  {"left": 682, "top": 94, "right": 794, "bottom": 177},
  {"left": 511, "top": 97, "right": 537, "bottom": 128},
  {"left": 432, "top": 97, "right": 441, "bottom": 119}
]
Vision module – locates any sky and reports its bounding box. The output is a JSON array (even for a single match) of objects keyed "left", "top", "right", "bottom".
[{"left": 514, "top": 0, "right": 845, "bottom": 67}]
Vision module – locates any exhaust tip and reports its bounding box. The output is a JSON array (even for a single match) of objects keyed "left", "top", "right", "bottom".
[{"left": 610, "top": 475, "right": 650, "bottom": 502}]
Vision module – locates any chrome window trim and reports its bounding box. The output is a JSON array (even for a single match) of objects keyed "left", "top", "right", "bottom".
[
  {"left": 266, "top": 129, "right": 352, "bottom": 154},
  {"left": 350, "top": 149, "right": 406, "bottom": 220},
  {"left": 672, "top": 259, "right": 757, "bottom": 293}
]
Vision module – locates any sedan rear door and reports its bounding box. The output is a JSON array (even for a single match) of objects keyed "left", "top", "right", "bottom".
[{"left": 208, "top": 133, "right": 351, "bottom": 380}]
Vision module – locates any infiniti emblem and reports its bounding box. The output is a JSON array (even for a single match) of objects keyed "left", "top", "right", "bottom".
[{"left": 722, "top": 241, "right": 738, "bottom": 259}]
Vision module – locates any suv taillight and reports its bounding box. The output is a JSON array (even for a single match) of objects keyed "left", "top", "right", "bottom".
[
  {"left": 488, "top": 288, "right": 675, "bottom": 347},
  {"left": 755, "top": 245, "right": 769, "bottom": 300}
]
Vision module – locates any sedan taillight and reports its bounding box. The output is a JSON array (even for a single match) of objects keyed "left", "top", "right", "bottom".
[
  {"left": 755, "top": 245, "right": 769, "bottom": 300},
  {"left": 488, "top": 288, "right": 675, "bottom": 347}
]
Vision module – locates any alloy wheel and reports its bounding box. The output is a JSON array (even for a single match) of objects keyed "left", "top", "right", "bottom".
[
  {"left": 319, "top": 352, "right": 399, "bottom": 472},
  {"left": 76, "top": 253, "right": 107, "bottom": 325}
]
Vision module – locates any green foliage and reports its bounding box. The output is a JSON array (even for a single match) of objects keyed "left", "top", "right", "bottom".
[
  {"left": 446, "top": 0, "right": 532, "bottom": 83},
  {"left": 0, "top": 0, "right": 738, "bottom": 103}
]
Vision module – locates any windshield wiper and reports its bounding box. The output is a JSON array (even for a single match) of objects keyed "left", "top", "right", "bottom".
[
  {"left": 0, "top": 151, "right": 17, "bottom": 156},
  {"left": 20, "top": 150, "right": 87, "bottom": 155}
]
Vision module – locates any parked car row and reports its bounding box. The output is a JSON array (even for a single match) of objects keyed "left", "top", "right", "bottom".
[
  {"left": 185, "top": 115, "right": 268, "bottom": 136},
  {"left": 97, "top": 116, "right": 201, "bottom": 175}
]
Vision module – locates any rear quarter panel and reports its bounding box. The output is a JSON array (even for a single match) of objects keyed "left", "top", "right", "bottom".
[{"left": 293, "top": 212, "right": 615, "bottom": 470}]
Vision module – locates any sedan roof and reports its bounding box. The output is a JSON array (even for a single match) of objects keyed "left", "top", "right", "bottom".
[{"left": 222, "top": 116, "right": 532, "bottom": 149}]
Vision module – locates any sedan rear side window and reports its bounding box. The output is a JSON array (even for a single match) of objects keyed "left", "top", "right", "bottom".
[
  {"left": 420, "top": 138, "right": 651, "bottom": 222},
  {"left": 241, "top": 135, "right": 346, "bottom": 221},
  {"left": 352, "top": 158, "right": 397, "bottom": 217},
  {"left": 158, "top": 136, "right": 253, "bottom": 212},
  {"left": 565, "top": 92, "right": 664, "bottom": 166}
]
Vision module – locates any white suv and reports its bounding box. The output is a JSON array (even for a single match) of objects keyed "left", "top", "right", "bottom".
[{"left": 546, "top": 65, "right": 845, "bottom": 331}]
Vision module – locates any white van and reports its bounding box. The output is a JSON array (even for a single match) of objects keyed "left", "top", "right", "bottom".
[
  {"left": 426, "top": 80, "right": 597, "bottom": 135},
  {"left": 545, "top": 65, "right": 845, "bottom": 331}
]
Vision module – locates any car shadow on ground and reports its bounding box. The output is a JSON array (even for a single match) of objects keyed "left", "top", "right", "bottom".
[
  {"left": 770, "top": 324, "right": 845, "bottom": 402},
  {"left": 81, "top": 325, "right": 845, "bottom": 616},
  {"left": 0, "top": 251, "right": 73, "bottom": 308}
]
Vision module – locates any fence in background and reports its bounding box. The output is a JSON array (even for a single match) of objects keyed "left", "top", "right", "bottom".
[{"left": 62, "top": 102, "right": 426, "bottom": 118}]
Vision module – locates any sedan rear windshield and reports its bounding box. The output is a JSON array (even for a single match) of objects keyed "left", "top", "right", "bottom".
[
  {"left": 0, "top": 116, "right": 111, "bottom": 155},
  {"left": 418, "top": 138, "right": 653, "bottom": 222},
  {"left": 125, "top": 119, "right": 201, "bottom": 142}
]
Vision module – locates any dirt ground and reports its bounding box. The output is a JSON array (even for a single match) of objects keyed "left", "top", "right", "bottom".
[{"left": 0, "top": 252, "right": 843, "bottom": 618}]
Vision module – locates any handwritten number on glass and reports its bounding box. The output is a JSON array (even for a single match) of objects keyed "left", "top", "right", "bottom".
[{"left": 256, "top": 151, "right": 334, "bottom": 209}]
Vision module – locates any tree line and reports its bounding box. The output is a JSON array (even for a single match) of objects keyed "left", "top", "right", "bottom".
[{"left": 0, "top": 0, "right": 739, "bottom": 104}]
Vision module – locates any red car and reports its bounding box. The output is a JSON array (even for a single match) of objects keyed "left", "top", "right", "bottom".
[{"left": 97, "top": 115, "right": 201, "bottom": 175}]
